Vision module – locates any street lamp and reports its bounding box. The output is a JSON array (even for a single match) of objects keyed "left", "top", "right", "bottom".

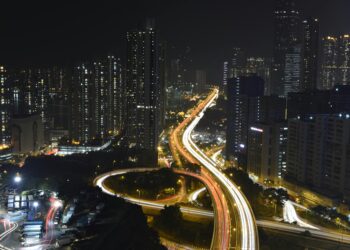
[
  {"left": 33, "top": 201, "right": 39, "bottom": 208},
  {"left": 14, "top": 173, "right": 22, "bottom": 183},
  {"left": 336, "top": 217, "right": 343, "bottom": 244},
  {"left": 136, "top": 189, "right": 141, "bottom": 198},
  {"left": 53, "top": 200, "right": 63, "bottom": 208},
  {"left": 32, "top": 201, "right": 39, "bottom": 219}
]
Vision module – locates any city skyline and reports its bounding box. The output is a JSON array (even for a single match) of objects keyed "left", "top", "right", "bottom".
[
  {"left": 1, "top": 0, "right": 350, "bottom": 82},
  {"left": 1, "top": 1, "right": 350, "bottom": 249}
]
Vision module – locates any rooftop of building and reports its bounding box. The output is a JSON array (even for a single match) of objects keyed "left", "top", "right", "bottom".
[{"left": 292, "top": 113, "right": 350, "bottom": 122}]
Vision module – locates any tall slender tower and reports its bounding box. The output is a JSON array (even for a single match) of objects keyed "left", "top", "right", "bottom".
[
  {"left": 0, "top": 66, "right": 10, "bottom": 145},
  {"left": 283, "top": 45, "right": 302, "bottom": 94},
  {"left": 222, "top": 61, "right": 229, "bottom": 87},
  {"left": 71, "top": 56, "right": 123, "bottom": 143},
  {"left": 226, "top": 75, "right": 265, "bottom": 168},
  {"left": 272, "top": 0, "right": 301, "bottom": 96},
  {"left": 301, "top": 17, "right": 319, "bottom": 91},
  {"left": 71, "top": 63, "right": 92, "bottom": 143},
  {"left": 92, "top": 61, "right": 108, "bottom": 139},
  {"left": 230, "top": 47, "right": 246, "bottom": 78},
  {"left": 125, "top": 19, "right": 160, "bottom": 161},
  {"left": 338, "top": 34, "right": 350, "bottom": 85},
  {"left": 106, "top": 55, "right": 123, "bottom": 135},
  {"left": 320, "top": 36, "right": 338, "bottom": 90},
  {"left": 159, "top": 41, "right": 168, "bottom": 131}
]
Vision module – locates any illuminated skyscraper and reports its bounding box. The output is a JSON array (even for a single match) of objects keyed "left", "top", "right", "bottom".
[
  {"left": 338, "top": 34, "right": 350, "bottom": 85},
  {"left": 222, "top": 61, "right": 229, "bottom": 87},
  {"left": 230, "top": 47, "right": 246, "bottom": 78},
  {"left": 225, "top": 75, "right": 265, "bottom": 168},
  {"left": 245, "top": 57, "right": 272, "bottom": 95},
  {"left": 320, "top": 36, "right": 338, "bottom": 89},
  {"left": 47, "top": 67, "right": 70, "bottom": 131},
  {"left": 283, "top": 45, "right": 302, "bottom": 94},
  {"left": 125, "top": 20, "right": 160, "bottom": 160},
  {"left": 92, "top": 61, "right": 108, "bottom": 139},
  {"left": 0, "top": 66, "right": 10, "bottom": 145},
  {"left": 301, "top": 17, "right": 319, "bottom": 91},
  {"left": 286, "top": 114, "right": 350, "bottom": 200},
  {"left": 159, "top": 41, "right": 168, "bottom": 130},
  {"left": 320, "top": 34, "right": 350, "bottom": 90},
  {"left": 71, "top": 57, "right": 123, "bottom": 143},
  {"left": 71, "top": 63, "right": 91, "bottom": 143},
  {"left": 36, "top": 69, "right": 50, "bottom": 129},
  {"left": 22, "top": 70, "right": 36, "bottom": 115},
  {"left": 247, "top": 122, "right": 288, "bottom": 184},
  {"left": 272, "top": 0, "right": 301, "bottom": 96},
  {"left": 105, "top": 55, "right": 123, "bottom": 135}
]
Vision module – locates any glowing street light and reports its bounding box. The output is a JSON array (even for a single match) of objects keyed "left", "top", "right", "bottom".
[
  {"left": 33, "top": 201, "right": 39, "bottom": 208},
  {"left": 53, "top": 200, "right": 63, "bottom": 208},
  {"left": 14, "top": 173, "right": 22, "bottom": 183}
]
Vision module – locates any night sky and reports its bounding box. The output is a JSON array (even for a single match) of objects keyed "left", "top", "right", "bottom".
[{"left": 1, "top": 0, "right": 349, "bottom": 82}]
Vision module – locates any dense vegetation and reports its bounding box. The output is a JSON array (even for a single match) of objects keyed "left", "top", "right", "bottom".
[
  {"left": 104, "top": 168, "right": 181, "bottom": 200},
  {"left": 153, "top": 205, "right": 213, "bottom": 248},
  {"left": 70, "top": 191, "right": 166, "bottom": 250},
  {"left": 224, "top": 167, "right": 287, "bottom": 218}
]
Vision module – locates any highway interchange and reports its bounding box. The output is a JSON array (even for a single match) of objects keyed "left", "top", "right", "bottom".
[
  {"left": 94, "top": 167, "right": 350, "bottom": 247},
  {"left": 179, "top": 89, "right": 258, "bottom": 249},
  {"left": 1, "top": 89, "right": 349, "bottom": 249},
  {"left": 94, "top": 89, "right": 350, "bottom": 250},
  {"left": 93, "top": 88, "right": 350, "bottom": 249}
]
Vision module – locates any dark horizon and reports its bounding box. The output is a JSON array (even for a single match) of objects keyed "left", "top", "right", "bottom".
[{"left": 1, "top": 0, "right": 350, "bottom": 82}]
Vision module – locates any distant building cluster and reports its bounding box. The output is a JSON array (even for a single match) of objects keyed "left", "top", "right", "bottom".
[
  {"left": 0, "top": 0, "right": 348, "bottom": 204},
  {"left": 0, "top": 20, "right": 169, "bottom": 162},
  {"left": 225, "top": 0, "right": 350, "bottom": 202},
  {"left": 0, "top": 59, "right": 126, "bottom": 153},
  {"left": 0, "top": 18, "right": 211, "bottom": 163},
  {"left": 223, "top": 1, "right": 350, "bottom": 96},
  {"left": 222, "top": 51, "right": 272, "bottom": 95}
]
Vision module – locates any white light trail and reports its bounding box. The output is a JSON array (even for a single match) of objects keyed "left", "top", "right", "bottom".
[
  {"left": 182, "top": 89, "right": 258, "bottom": 250},
  {"left": 211, "top": 150, "right": 222, "bottom": 164},
  {"left": 283, "top": 200, "right": 319, "bottom": 230},
  {"left": 188, "top": 187, "right": 207, "bottom": 202},
  {"left": 94, "top": 169, "right": 214, "bottom": 218},
  {"left": 0, "top": 222, "right": 18, "bottom": 244},
  {"left": 93, "top": 157, "right": 350, "bottom": 247}
]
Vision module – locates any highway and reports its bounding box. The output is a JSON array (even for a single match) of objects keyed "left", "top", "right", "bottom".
[
  {"left": 0, "top": 221, "right": 18, "bottom": 250},
  {"left": 181, "top": 88, "right": 258, "bottom": 250},
  {"left": 94, "top": 168, "right": 350, "bottom": 246},
  {"left": 95, "top": 89, "right": 258, "bottom": 249},
  {"left": 94, "top": 89, "right": 350, "bottom": 249},
  {"left": 169, "top": 91, "right": 232, "bottom": 249},
  {"left": 0, "top": 221, "right": 17, "bottom": 242},
  {"left": 211, "top": 150, "right": 222, "bottom": 164},
  {"left": 257, "top": 220, "right": 350, "bottom": 245},
  {"left": 94, "top": 168, "right": 214, "bottom": 218}
]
